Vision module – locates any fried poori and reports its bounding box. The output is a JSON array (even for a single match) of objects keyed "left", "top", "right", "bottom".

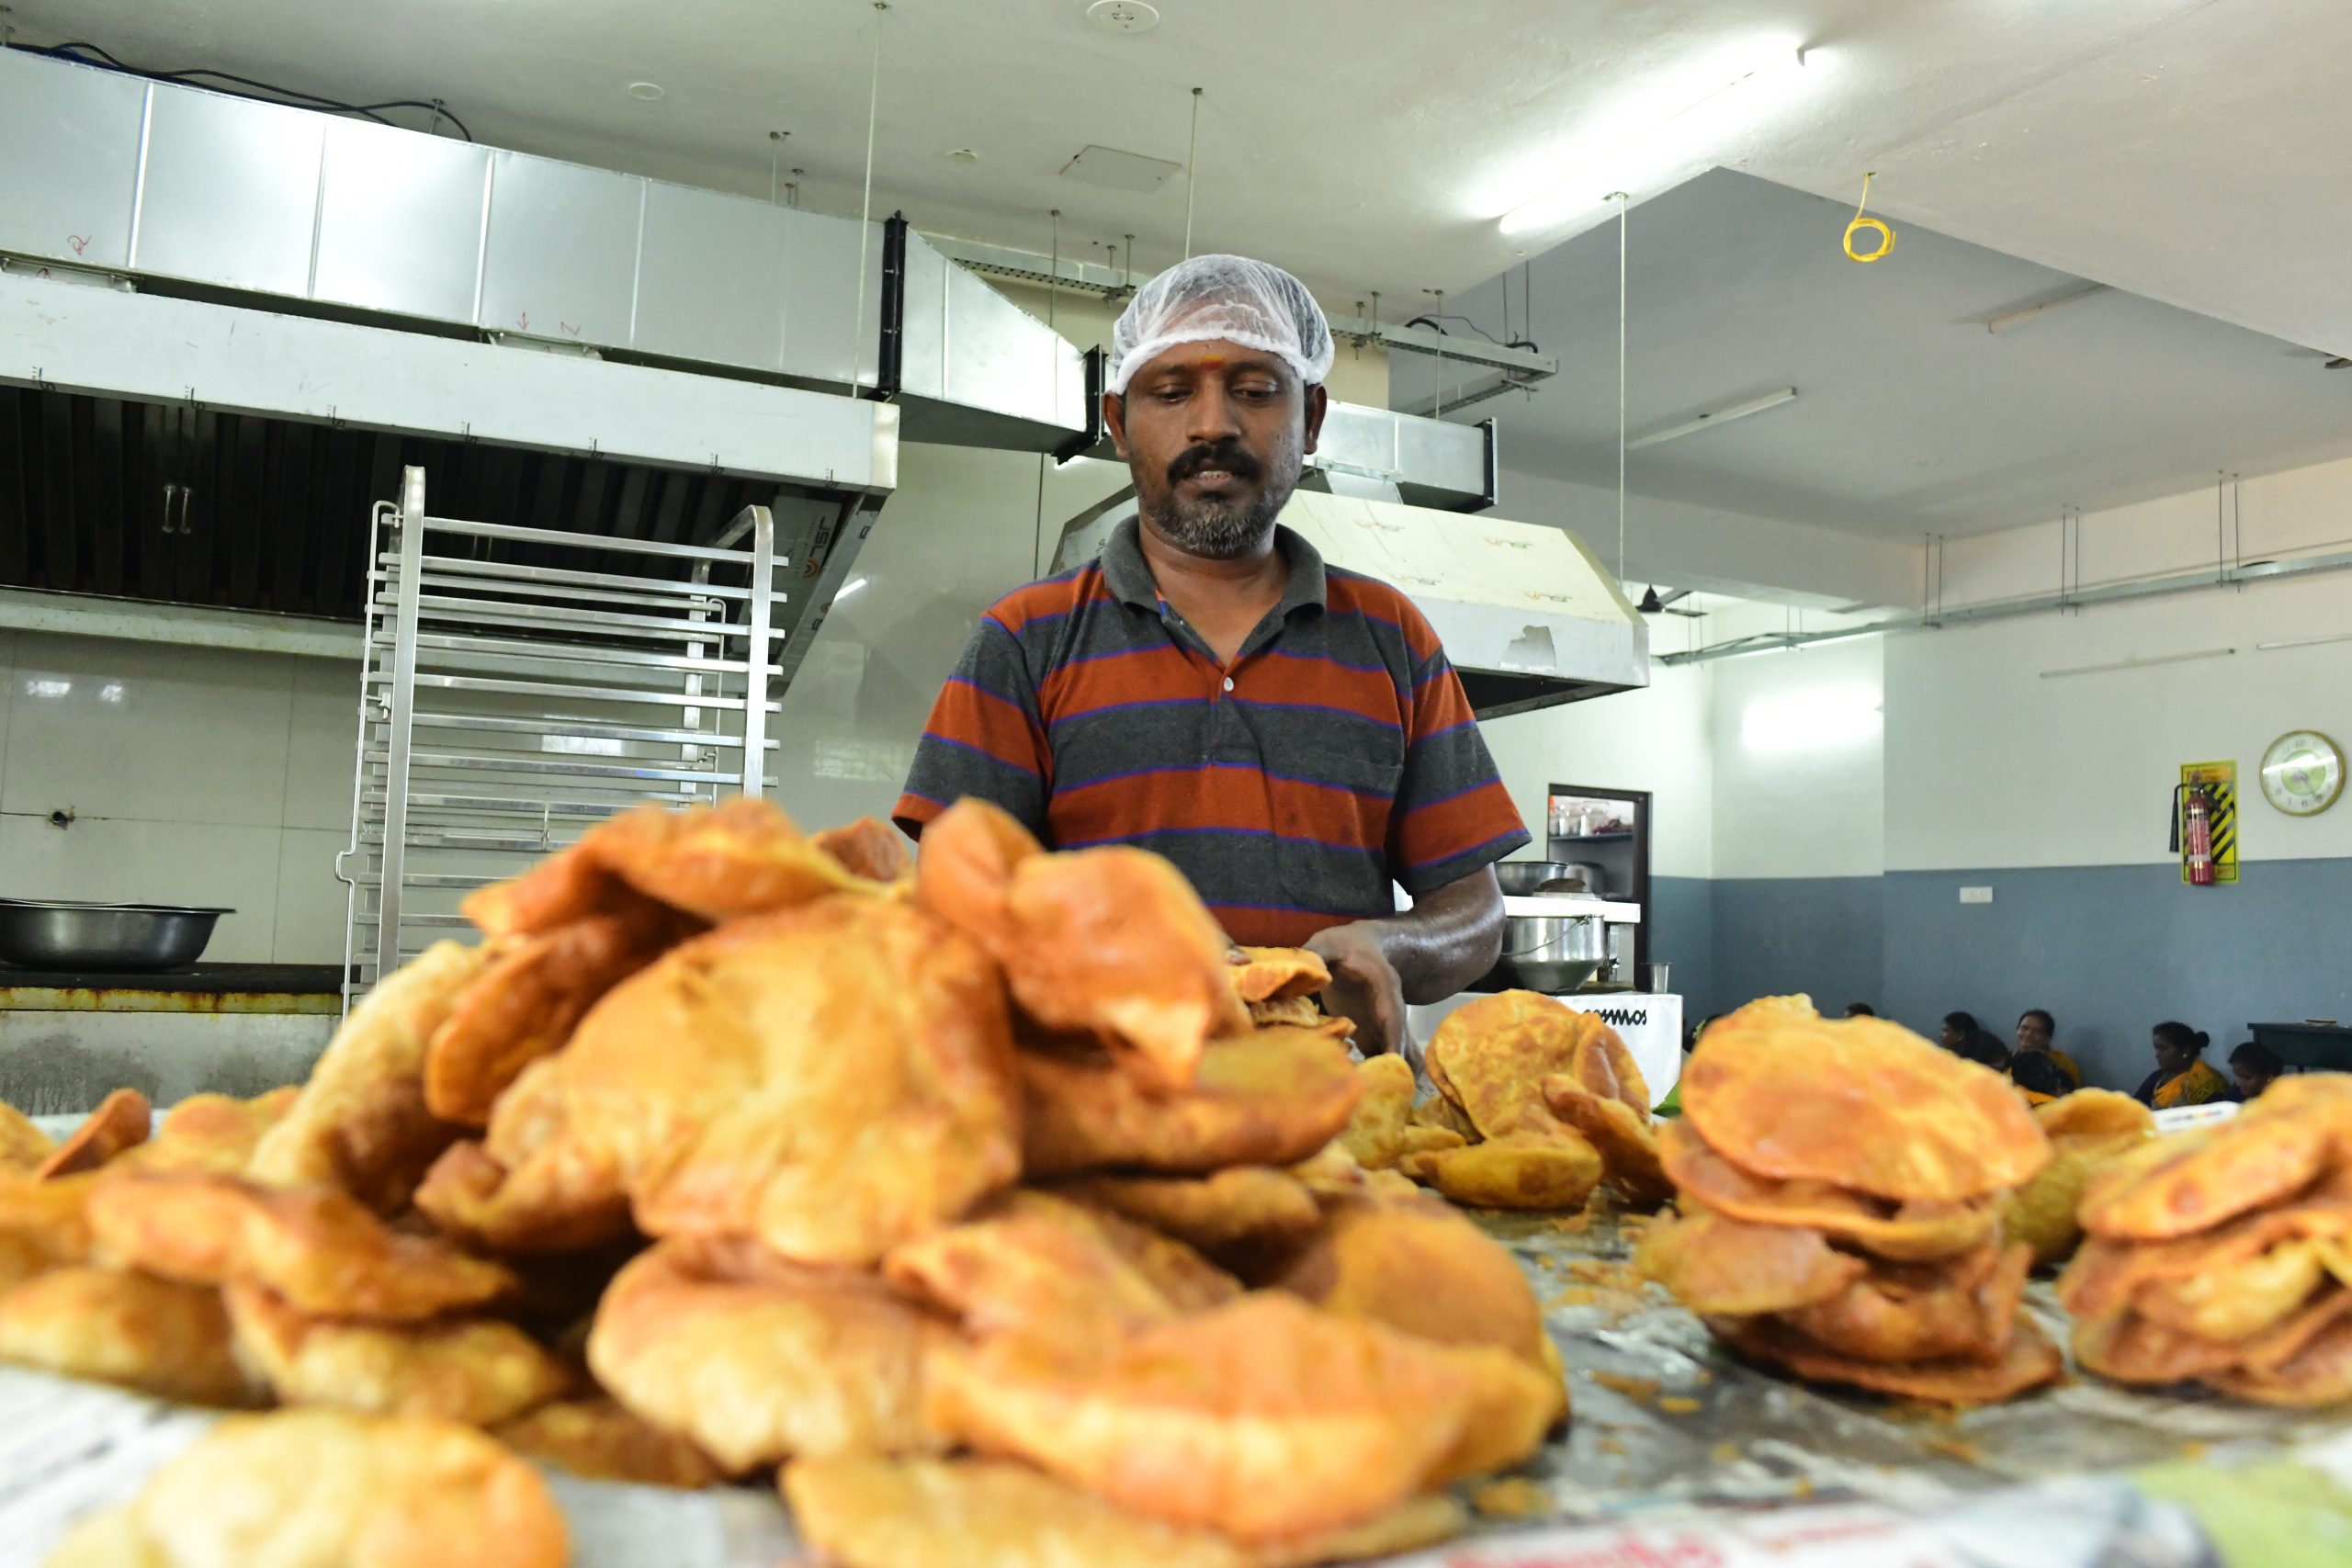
[
  {"left": 2000, "top": 1090, "right": 2157, "bottom": 1268},
  {"left": 812, "top": 816, "right": 915, "bottom": 885},
  {"left": 42, "top": 1408, "right": 567, "bottom": 1568},
  {"left": 1775, "top": 1241, "right": 2030, "bottom": 1365},
  {"left": 1425, "top": 992, "right": 1602, "bottom": 1141},
  {"left": 224, "top": 1282, "right": 572, "bottom": 1426},
  {"left": 784, "top": 1456, "right": 1467, "bottom": 1568},
  {"left": 2079, "top": 1075, "right": 2352, "bottom": 1242},
  {"left": 0, "top": 1101, "right": 54, "bottom": 1172},
  {"left": 1020, "top": 1028, "right": 1362, "bottom": 1178},
  {"left": 34, "top": 1089, "right": 150, "bottom": 1179},
  {"left": 118, "top": 1088, "right": 300, "bottom": 1179},
  {"left": 0, "top": 1265, "right": 258, "bottom": 1407},
  {"left": 1680, "top": 995, "right": 2048, "bottom": 1201},
  {"left": 247, "top": 939, "right": 501, "bottom": 1212},
  {"left": 1656, "top": 1120, "right": 1999, "bottom": 1263},
  {"left": 494, "top": 1395, "right": 724, "bottom": 1489},
  {"left": 1542, "top": 1074, "right": 1670, "bottom": 1208},
  {"left": 1227, "top": 948, "right": 1331, "bottom": 1006},
  {"left": 1634, "top": 1208, "right": 1868, "bottom": 1318},
  {"left": 1335, "top": 1055, "right": 1464, "bottom": 1173},
  {"left": 87, "top": 1172, "right": 516, "bottom": 1320},
  {"left": 1399, "top": 1132, "right": 1602, "bottom": 1212},
  {"left": 550, "top": 897, "right": 1021, "bottom": 1264},
  {"left": 423, "top": 908, "right": 680, "bottom": 1127},
  {"left": 1065, "top": 1168, "right": 1323, "bottom": 1255},
  {"left": 919, "top": 799, "right": 1250, "bottom": 1092},
  {"left": 883, "top": 1190, "right": 1238, "bottom": 1343},
  {"left": 1712, "top": 1312, "right": 2064, "bottom": 1405},
  {"left": 926, "top": 1292, "right": 1527, "bottom": 1541},
  {"left": 587, "top": 1237, "right": 949, "bottom": 1472}
]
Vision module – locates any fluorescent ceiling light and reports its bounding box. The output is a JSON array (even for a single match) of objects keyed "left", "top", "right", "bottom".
[
  {"left": 1497, "top": 41, "right": 1809, "bottom": 236},
  {"left": 2038, "top": 648, "right": 2233, "bottom": 679},
  {"left": 835, "top": 577, "right": 869, "bottom": 601},
  {"left": 1985, "top": 284, "right": 2110, "bottom": 334},
  {"left": 1626, "top": 388, "right": 1796, "bottom": 449}
]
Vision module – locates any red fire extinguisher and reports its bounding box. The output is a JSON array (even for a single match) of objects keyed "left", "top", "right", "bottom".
[{"left": 2171, "top": 782, "right": 2216, "bottom": 886}]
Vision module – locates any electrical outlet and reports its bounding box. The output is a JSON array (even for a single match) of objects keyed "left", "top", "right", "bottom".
[{"left": 1960, "top": 886, "right": 1993, "bottom": 905}]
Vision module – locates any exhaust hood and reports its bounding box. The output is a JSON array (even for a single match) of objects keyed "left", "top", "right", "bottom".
[{"left": 1053, "top": 489, "right": 1649, "bottom": 717}]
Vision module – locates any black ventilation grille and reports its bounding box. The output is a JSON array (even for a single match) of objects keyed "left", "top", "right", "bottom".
[{"left": 0, "top": 387, "right": 783, "bottom": 619}]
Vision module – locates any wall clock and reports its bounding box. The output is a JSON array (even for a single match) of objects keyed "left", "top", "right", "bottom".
[{"left": 2259, "top": 730, "right": 2344, "bottom": 817}]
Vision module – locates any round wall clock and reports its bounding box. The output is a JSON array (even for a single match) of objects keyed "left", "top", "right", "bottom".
[{"left": 2259, "top": 729, "right": 2344, "bottom": 817}]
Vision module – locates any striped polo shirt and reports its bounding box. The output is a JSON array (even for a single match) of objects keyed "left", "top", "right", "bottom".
[{"left": 892, "top": 518, "right": 1529, "bottom": 946}]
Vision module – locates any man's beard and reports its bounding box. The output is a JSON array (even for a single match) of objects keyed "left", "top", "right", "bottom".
[{"left": 1141, "top": 438, "right": 1294, "bottom": 560}]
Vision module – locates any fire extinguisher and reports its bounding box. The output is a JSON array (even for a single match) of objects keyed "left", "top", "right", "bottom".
[{"left": 2171, "top": 782, "right": 2216, "bottom": 886}]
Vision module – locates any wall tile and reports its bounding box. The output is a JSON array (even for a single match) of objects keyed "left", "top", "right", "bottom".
[
  {"left": 284, "top": 658, "right": 365, "bottom": 832},
  {"left": 0, "top": 815, "right": 283, "bottom": 963},
  {"left": 272, "top": 827, "right": 354, "bottom": 964},
  {"left": 0, "top": 630, "right": 14, "bottom": 797},
  {"left": 3, "top": 633, "right": 293, "bottom": 827}
]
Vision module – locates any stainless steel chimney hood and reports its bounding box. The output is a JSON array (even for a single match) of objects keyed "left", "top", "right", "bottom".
[{"left": 1052, "top": 489, "right": 1649, "bottom": 717}]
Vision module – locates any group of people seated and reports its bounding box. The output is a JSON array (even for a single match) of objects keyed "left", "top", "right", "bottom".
[{"left": 1905, "top": 1004, "right": 2287, "bottom": 1110}]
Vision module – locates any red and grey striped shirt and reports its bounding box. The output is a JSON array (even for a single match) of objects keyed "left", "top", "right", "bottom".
[{"left": 893, "top": 518, "right": 1529, "bottom": 946}]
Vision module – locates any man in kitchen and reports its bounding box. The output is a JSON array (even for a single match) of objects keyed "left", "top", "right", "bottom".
[{"left": 893, "top": 254, "right": 1527, "bottom": 1063}]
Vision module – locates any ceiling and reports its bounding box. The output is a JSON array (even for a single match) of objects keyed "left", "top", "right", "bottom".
[
  {"left": 1403, "top": 169, "right": 2352, "bottom": 539},
  {"left": 13, "top": 0, "right": 2352, "bottom": 364}
]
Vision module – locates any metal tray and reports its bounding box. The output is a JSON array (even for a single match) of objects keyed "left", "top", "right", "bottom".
[{"left": 0, "top": 899, "right": 232, "bottom": 972}]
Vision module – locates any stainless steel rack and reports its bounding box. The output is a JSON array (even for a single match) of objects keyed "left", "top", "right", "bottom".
[{"left": 337, "top": 467, "right": 784, "bottom": 1004}]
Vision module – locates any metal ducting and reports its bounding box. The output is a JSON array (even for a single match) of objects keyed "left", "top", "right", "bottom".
[{"left": 1053, "top": 490, "right": 1649, "bottom": 717}]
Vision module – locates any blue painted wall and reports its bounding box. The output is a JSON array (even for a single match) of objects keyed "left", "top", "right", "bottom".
[
  {"left": 1696, "top": 860, "right": 2351, "bottom": 1092},
  {"left": 1706, "top": 876, "right": 1885, "bottom": 1030},
  {"left": 1881, "top": 861, "right": 2352, "bottom": 1094},
  {"left": 1649, "top": 875, "right": 1713, "bottom": 1024}
]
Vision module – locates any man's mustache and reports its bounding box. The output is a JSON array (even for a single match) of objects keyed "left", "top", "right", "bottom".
[{"left": 1168, "top": 441, "right": 1262, "bottom": 486}]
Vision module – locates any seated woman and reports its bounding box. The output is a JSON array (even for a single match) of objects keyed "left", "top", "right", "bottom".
[
  {"left": 2014, "top": 1009, "right": 2083, "bottom": 1089},
  {"left": 2010, "top": 1047, "right": 2073, "bottom": 1106},
  {"left": 2230, "top": 1041, "right": 2286, "bottom": 1100},
  {"left": 2133, "top": 1021, "right": 2238, "bottom": 1109},
  {"left": 1939, "top": 1011, "right": 1981, "bottom": 1053},
  {"left": 1963, "top": 1028, "right": 2012, "bottom": 1072}
]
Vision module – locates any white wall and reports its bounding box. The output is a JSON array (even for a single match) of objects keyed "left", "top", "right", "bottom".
[
  {"left": 1710, "top": 638, "right": 1886, "bottom": 880},
  {"left": 0, "top": 630, "right": 358, "bottom": 964},
  {"left": 1478, "top": 666, "right": 1714, "bottom": 879}
]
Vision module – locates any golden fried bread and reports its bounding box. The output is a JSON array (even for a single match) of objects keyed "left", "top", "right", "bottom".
[
  {"left": 1227, "top": 948, "right": 1330, "bottom": 1006},
  {"left": 1267, "top": 1194, "right": 1550, "bottom": 1371},
  {"left": 1066, "top": 1168, "right": 1323, "bottom": 1254},
  {"left": 0, "top": 1101, "right": 53, "bottom": 1172},
  {"left": 1776, "top": 1241, "right": 2031, "bottom": 1365},
  {"left": 247, "top": 940, "right": 500, "bottom": 1212},
  {"left": 2130, "top": 1240, "right": 2330, "bottom": 1343},
  {"left": 2206, "top": 1313, "right": 2352, "bottom": 1407},
  {"left": 587, "top": 1237, "right": 949, "bottom": 1472},
  {"left": 1021, "top": 1028, "right": 1362, "bottom": 1178},
  {"left": 812, "top": 817, "right": 915, "bottom": 885},
  {"left": 1335, "top": 1055, "right": 1464, "bottom": 1172},
  {"left": 1542, "top": 1075, "right": 1670, "bottom": 1207},
  {"left": 1681, "top": 995, "right": 2048, "bottom": 1201},
  {"left": 1712, "top": 1313, "right": 2064, "bottom": 1405},
  {"left": 423, "top": 908, "right": 680, "bottom": 1127},
  {"left": 927, "top": 1292, "right": 1524, "bottom": 1541},
  {"left": 0, "top": 1170, "right": 96, "bottom": 1264},
  {"left": 1561, "top": 1024, "right": 1651, "bottom": 1113},
  {"left": 224, "top": 1283, "right": 571, "bottom": 1426},
  {"left": 1656, "top": 1121, "right": 1997, "bottom": 1262},
  {"left": 2000, "top": 1090, "right": 2157, "bottom": 1268},
  {"left": 550, "top": 897, "right": 1020, "bottom": 1263},
  {"left": 118, "top": 1089, "right": 300, "bottom": 1179},
  {"left": 1399, "top": 1131, "right": 1602, "bottom": 1211},
  {"left": 412, "top": 1135, "right": 632, "bottom": 1256},
  {"left": 0, "top": 1230, "right": 64, "bottom": 1293},
  {"left": 884, "top": 1190, "right": 1239, "bottom": 1343},
  {"left": 493, "top": 1396, "right": 723, "bottom": 1489},
  {"left": 461, "top": 836, "right": 624, "bottom": 937},
  {"left": 785, "top": 1456, "right": 1467, "bottom": 1568},
  {"left": 35, "top": 1089, "right": 150, "bottom": 1179},
  {"left": 43, "top": 1408, "right": 567, "bottom": 1568},
  {"left": 87, "top": 1172, "right": 515, "bottom": 1319},
  {"left": 1635, "top": 1208, "right": 1869, "bottom": 1317},
  {"left": 2059, "top": 1169, "right": 2352, "bottom": 1324},
  {"left": 1425, "top": 991, "right": 1601, "bottom": 1141},
  {"left": 919, "top": 799, "right": 1250, "bottom": 1092},
  {"left": 0, "top": 1265, "right": 258, "bottom": 1407},
  {"left": 2079, "top": 1075, "right": 2352, "bottom": 1241}
]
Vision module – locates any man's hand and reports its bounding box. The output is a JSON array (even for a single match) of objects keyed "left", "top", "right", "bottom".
[{"left": 1305, "top": 920, "right": 1411, "bottom": 1066}]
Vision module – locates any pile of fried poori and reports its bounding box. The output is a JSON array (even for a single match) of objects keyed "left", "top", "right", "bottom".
[
  {"left": 1329, "top": 990, "right": 1665, "bottom": 1212},
  {"left": 2059, "top": 1074, "right": 2352, "bottom": 1407},
  {"left": 5, "top": 795, "right": 1562, "bottom": 1567},
  {"left": 1637, "top": 996, "right": 2064, "bottom": 1404},
  {"left": 2000, "top": 1089, "right": 2156, "bottom": 1269}
]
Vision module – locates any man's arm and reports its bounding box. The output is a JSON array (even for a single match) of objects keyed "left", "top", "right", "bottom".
[
  {"left": 891, "top": 615, "right": 1051, "bottom": 841},
  {"left": 1306, "top": 865, "right": 1503, "bottom": 1064}
]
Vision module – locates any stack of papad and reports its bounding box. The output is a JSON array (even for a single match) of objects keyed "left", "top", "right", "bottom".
[
  {"left": 2059, "top": 1074, "right": 2352, "bottom": 1406},
  {"left": 1637, "top": 995, "right": 2063, "bottom": 1404},
  {"left": 6, "top": 798, "right": 1562, "bottom": 1568}
]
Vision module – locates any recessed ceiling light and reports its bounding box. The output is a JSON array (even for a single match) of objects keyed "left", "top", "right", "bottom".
[
  {"left": 1087, "top": 0, "right": 1160, "bottom": 34},
  {"left": 946, "top": 147, "right": 981, "bottom": 164},
  {"left": 625, "top": 81, "right": 665, "bottom": 101}
]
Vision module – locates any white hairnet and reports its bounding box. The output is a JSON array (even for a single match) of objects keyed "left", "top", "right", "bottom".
[{"left": 1106, "top": 254, "right": 1335, "bottom": 396}]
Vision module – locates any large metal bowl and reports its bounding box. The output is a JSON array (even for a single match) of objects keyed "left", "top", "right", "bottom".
[{"left": 0, "top": 898, "right": 232, "bottom": 972}]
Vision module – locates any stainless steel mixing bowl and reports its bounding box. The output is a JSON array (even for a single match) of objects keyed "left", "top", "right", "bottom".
[{"left": 0, "top": 899, "right": 232, "bottom": 971}]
